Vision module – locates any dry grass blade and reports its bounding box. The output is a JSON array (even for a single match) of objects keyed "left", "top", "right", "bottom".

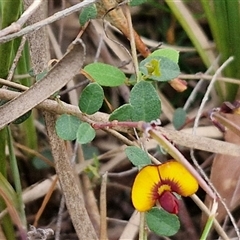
[
  {"left": 119, "top": 211, "right": 140, "bottom": 240},
  {"left": 0, "top": 187, "right": 26, "bottom": 239},
  {"left": 0, "top": 0, "right": 44, "bottom": 38},
  {"left": 159, "top": 127, "right": 240, "bottom": 157},
  {"left": 0, "top": 0, "right": 97, "bottom": 43},
  {"left": 100, "top": 172, "right": 108, "bottom": 240},
  {"left": 33, "top": 176, "right": 58, "bottom": 227},
  {"left": 44, "top": 113, "right": 98, "bottom": 239},
  {"left": 0, "top": 39, "right": 85, "bottom": 129},
  {"left": 0, "top": 86, "right": 240, "bottom": 157}
]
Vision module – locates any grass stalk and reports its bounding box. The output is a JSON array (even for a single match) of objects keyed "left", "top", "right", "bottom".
[
  {"left": 15, "top": 40, "right": 38, "bottom": 153},
  {"left": 200, "top": 201, "right": 218, "bottom": 240},
  {"left": 0, "top": 129, "right": 7, "bottom": 177},
  {"left": 0, "top": 200, "right": 15, "bottom": 240},
  {"left": 0, "top": 0, "right": 21, "bottom": 78},
  {"left": 1, "top": 0, "right": 38, "bottom": 154},
  {"left": 201, "top": 0, "right": 240, "bottom": 101},
  {"left": 0, "top": 130, "right": 14, "bottom": 239},
  {"left": 165, "top": 0, "right": 216, "bottom": 68},
  {"left": 6, "top": 127, "right": 26, "bottom": 227},
  {"left": 0, "top": 1, "right": 26, "bottom": 238}
]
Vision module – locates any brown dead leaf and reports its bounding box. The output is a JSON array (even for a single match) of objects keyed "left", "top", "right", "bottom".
[
  {"left": 169, "top": 78, "right": 187, "bottom": 92},
  {"left": 205, "top": 113, "right": 240, "bottom": 223}
]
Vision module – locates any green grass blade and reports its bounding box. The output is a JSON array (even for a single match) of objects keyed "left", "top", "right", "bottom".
[
  {"left": 201, "top": 0, "right": 240, "bottom": 101},
  {"left": 0, "top": 129, "right": 7, "bottom": 176},
  {"left": 165, "top": 0, "right": 216, "bottom": 68},
  {"left": 6, "top": 127, "right": 27, "bottom": 227},
  {"left": 224, "top": 0, "right": 240, "bottom": 100},
  {"left": 200, "top": 201, "right": 218, "bottom": 240},
  {"left": 0, "top": 0, "right": 22, "bottom": 78},
  {"left": 0, "top": 1, "right": 25, "bottom": 238},
  {"left": 14, "top": 40, "right": 38, "bottom": 153},
  {"left": 0, "top": 172, "right": 26, "bottom": 239}
]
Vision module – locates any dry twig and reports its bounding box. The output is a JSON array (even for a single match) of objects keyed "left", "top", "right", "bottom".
[
  {"left": 0, "top": 0, "right": 97, "bottom": 43},
  {"left": 0, "top": 0, "right": 44, "bottom": 38}
]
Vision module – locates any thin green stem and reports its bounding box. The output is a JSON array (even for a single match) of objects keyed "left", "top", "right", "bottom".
[
  {"left": 6, "top": 127, "right": 26, "bottom": 227},
  {"left": 0, "top": 130, "right": 12, "bottom": 239},
  {"left": 200, "top": 201, "right": 218, "bottom": 240},
  {"left": 16, "top": 40, "right": 38, "bottom": 153},
  {"left": 191, "top": 195, "right": 229, "bottom": 239},
  {"left": 0, "top": 129, "right": 7, "bottom": 177},
  {"left": 200, "top": 217, "right": 215, "bottom": 240}
]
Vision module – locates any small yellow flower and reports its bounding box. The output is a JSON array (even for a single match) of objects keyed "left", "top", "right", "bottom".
[{"left": 131, "top": 160, "right": 198, "bottom": 214}]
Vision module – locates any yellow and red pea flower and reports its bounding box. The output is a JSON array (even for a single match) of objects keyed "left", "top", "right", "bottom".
[{"left": 131, "top": 160, "right": 199, "bottom": 214}]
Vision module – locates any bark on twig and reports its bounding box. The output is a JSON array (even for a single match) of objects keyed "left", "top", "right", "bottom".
[{"left": 0, "top": 0, "right": 97, "bottom": 43}]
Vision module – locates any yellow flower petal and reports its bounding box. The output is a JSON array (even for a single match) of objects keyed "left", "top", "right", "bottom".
[
  {"left": 131, "top": 165, "right": 160, "bottom": 212},
  {"left": 131, "top": 161, "right": 199, "bottom": 212},
  {"left": 158, "top": 160, "right": 198, "bottom": 196}
]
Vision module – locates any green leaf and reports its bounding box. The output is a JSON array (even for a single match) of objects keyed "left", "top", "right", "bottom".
[
  {"left": 125, "top": 146, "right": 151, "bottom": 168},
  {"left": 55, "top": 114, "right": 81, "bottom": 140},
  {"left": 82, "top": 144, "right": 99, "bottom": 160},
  {"left": 79, "top": 4, "right": 97, "bottom": 25},
  {"left": 150, "top": 48, "right": 179, "bottom": 63},
  {"left": 83, "top": 63, "right": 126, "bottom": 87},
  {"left": 109, "top": 104, "right": 133, "bottom": 121},
  {"left": 146, "top": 208, "right": 180, "bottom": 237},
  {"left": 172, "top": 108, "right": 187, "bottom": 130},
  {"left": 0, "top": 172, "right": 18, "bottom": 206},
  {"left": 130, "top": 81, "right": 161, "bottom": 122},
  {"left": 12, "top": 110, "right": 31, "bottom": 124},
  {"left": 84, "top": 156, "right": 100, "bottom": 179},
  {"left": 76, "top": 122, "right": 96, "bottom": 144},
  {"left": 0, "top": 172, "right": 19, "bottom": 238},
  {"left": 36, "top": 69, "right": 48, "bottom": 81},
  {"left": 28, "top": 68, "right": 35, "bottom": 77},
  {"left": 130, "top": 0, "right": 148, "bottom": 6},
  {"left": 79, "top": 82, "right": 104, "bottom": 114},
  {"left": 144, "top": 58, "right": 161, "bottom": 77},
  {"left": 32, "top": 149, "right": 53, "bottom": 170},
  {"left": 140, "top": 56, "right": 180, "bottom": 82}
]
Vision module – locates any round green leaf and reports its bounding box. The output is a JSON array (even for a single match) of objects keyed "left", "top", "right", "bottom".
[
  {"left": 79, "top": 82, "right": 104, "bottom": 114},
  {"left": 83, "top": 63, "right": 126, "bottom": 86},
  {"left": 125, "top": 146, "right": 151, "bottom": 168},
  {"left": 130, "top": 81, "right": 161, "bottom": 122},
  {"left": 150, "top": 48, "right": 179, "bottom": 63},
  {"left": 109, "top": 104, "right": 133, "bottom": 121},
  {"left": 139, "top": 56, "right": 180, "bottom": 82},
  {"left": 146, "top": 208, "right": 180, "bottom": 237},
  {"left": 172, "top": 108, "right": 187, "bottom": 130},
  {"left": 76, "top": 122, "right": 96, "bottom": 144},
  {"left": 55, "top": 114, "right": 81, "bottom": 140},
  {"left": 79, "top": 4, "right": 97, "bottom": 26}
]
